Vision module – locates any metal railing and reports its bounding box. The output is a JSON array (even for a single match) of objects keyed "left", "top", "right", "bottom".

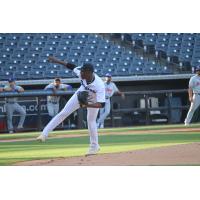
[
  {"left": 0, "top": 90, "right": 79, "bottom": 133},
  {"left": 110, "top": 89, "right": 189, "bottom": 126},
  {"left": 0, "top": 88, "right": 190, "bottom": 133}
]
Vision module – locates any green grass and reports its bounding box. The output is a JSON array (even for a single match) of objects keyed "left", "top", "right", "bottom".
[
  {"left": 0, "top": 123, "right": 200, "bottom": 140},
  {"left": 0, "top": 124, "right": 200, "bottom": 165}
]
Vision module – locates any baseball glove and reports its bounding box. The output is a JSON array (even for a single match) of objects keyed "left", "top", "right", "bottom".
[{"left": 77, "top": 91, "right": 89, "bottom": 107}]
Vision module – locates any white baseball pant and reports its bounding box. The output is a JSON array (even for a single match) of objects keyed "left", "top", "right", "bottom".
[
  {"left": 98, "top": 98, "right": 111, "bottom": 127},
  {"left": 185, "top": 93, "right": 200, "bottom": 124},
  {"left": 42, "top": 93, "right": 100, "bottom": 148}
]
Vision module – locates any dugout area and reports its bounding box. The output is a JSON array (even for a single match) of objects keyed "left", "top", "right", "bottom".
[{"left": 0, "top": 77, "right": 193, "bottom": 133}]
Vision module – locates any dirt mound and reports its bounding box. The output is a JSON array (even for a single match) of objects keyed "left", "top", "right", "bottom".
[{"left": 16, "top": 143, "right": 200, "bottom": 166}]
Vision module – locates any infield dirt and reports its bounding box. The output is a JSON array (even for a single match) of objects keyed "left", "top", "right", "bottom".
[{"left": 14, "top": 127, "right": 200, "bottom": 166}]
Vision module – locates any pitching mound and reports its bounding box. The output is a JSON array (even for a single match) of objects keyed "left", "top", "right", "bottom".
[{"left": 16, "top": 142, "right": 200, "bottom": 166}]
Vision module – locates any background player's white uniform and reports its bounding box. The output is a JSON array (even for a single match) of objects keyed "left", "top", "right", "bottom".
[
  {"left": 97, "top": 82, "right": 119, "bottom": 128},
  {"left": 185, "top": 74, "right": 200, "bottom": 124},
  {"left": 42, "top": 67, "right": 105, "bottom": 150},
  {"left": 44, "top": 83, "right": 72, "bottom": 117}
]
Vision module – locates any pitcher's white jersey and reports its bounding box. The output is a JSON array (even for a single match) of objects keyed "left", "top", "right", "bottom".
[{"left": 73, "top": 67, "right": 105, "bottom": 104}]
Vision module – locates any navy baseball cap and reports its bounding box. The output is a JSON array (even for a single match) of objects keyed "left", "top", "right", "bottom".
[
  {"left": 105, "top": 73, "right": 112, "bottom": 77},
  {"left": 81, "top": 63, "right": 94, "bottom": 72},
  {"left": 8, "top": 78, "right": 15, "bottom": 82},
  {"left": 195, "top": 65, "right": 200, "bottom": 71}
]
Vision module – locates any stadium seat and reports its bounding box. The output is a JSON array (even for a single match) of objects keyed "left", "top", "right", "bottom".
[
  {"left": 58, "top": 69, "right": 73, "bottom": 78},
  {"left": 131, "top": 33, "right": 145, "bottom": 41},
  {"left": 29, "top": 71, "right": 44, "bottom": 79},
  {"left": 116, "top": 67, "right": 130, "bottom": 76},
  {"left": 0, "top": 71, "right": 14, "bottom": 80},
  {"left": 14, "top": 71, "right": 30, "bottom": 80},
  {"left": 102, "top": 67, "right": 117, "bottom": 76},
  {"left": 129, "top": 66, "right": 144, "bottom": 75},
  {"left": 44, "top": 70, "right": 58, "bottom": 78},
  {"left": 0, "top": 33, "right": 199, "bottom": 81}
]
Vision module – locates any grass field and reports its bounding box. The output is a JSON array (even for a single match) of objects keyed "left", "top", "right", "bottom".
[{"left": 0, "top": 124, "right": 200, "bottom": 166}]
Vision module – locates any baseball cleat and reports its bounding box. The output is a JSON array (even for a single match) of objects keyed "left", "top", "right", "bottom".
[
  {"left": 85, "top": 146, "right": 100, "bottom": 156},
  {"left": 36, "top": 134, "right": 47, "bottom": 142}
]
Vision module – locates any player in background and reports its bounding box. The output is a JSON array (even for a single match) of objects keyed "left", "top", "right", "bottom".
[
  {"left": 37, "top": 56, "right": 105, "bottom": 155},
  {"left": 3, "top": 78, "right": 26, "bottom": 133},
  {"left": 185, "top": 65, "right": 200, "bottom": 125},
  {"left": 97, "top": 73, "right": 125, "bottom": 128},
  {"left": 44, "top": 78, "right": 72, "bottom": 118}
]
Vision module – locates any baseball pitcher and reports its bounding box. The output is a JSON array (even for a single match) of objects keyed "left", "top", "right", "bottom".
[{"left": 37, "top": 56, "right": 105, "bottom": 156}]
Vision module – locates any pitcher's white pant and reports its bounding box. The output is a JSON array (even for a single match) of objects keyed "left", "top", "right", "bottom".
[
  {"left": 98, "top": 98, "right": 111, "bottom": 127},
  {"left": 185, "top": 94, "right": 200, "bottom": 124},
  {"left": 42, "top": 93, "right": 100, "bottom": 148}
]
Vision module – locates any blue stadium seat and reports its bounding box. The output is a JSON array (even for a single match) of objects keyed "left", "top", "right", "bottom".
[
  {"left": 0, "top": 71, "right": 14, "bottom": 80},
  {"left": 61, "top": 34, "right": 76, "bottom": 40},
  {"left": 94, "top": 68, "right": 103, "bottom": 76},
  {"left": 75, "top": 34, "right": 89, "bottom": 40},
  {"left": 17, "top": 64, "right": 32, "bottom": 71},
  {"left": 32, "top": 65, "right": 47, "bottom": 71},
  {"left": 143, "top": 33, "right": 157, "bottom": 45},
  {"left": 121, "top": 34, "right": 132, "bottom": 43},
  {"left": 157, "top": 66, "right": 173, "bottom": 74},
  {"left": 155, "top": 33, "right": 170, "bottom": 57},
  {"left": 46, "top": 40, "right": 59, "bottom": 46},
  {"left": 14, "top": 71, "right": 30, "bottom": 80},
  {"left": 144, "top": 61, "right": 159, "bottom": 74},
  {"left": 129, "top": 66, "right": 144, "bottom": 75},
  {"left": 102, "top": 68, "right": 117, "bottom": 76},
  {"left": 4, "top": 65, "right": 17, "bottom": 72},
  {"left": 47, "top": 64, "right": 61, "bottom": 71},
  {"left": 106, "top": 56, "right": 120, "bottom": 64},
  {"left": 0, "top": 33, "right": 198, "bottom": 81},
  {"left": 44, "top": 70, "right": 58, "bottom": 78},
  {"left": 58, "top": 69, "right": 73, "bottom": 78},
  {"left": 116, "top": 67, "right": 130, "bottom": 76},
  {"left": 18, "top": 40, "right": 32, "bottom": 47},
  {"left": 131, "top": 33, "right": 145, "bottom": 41},
  {"left": 29, "top": 71, "right": 44, "bottom": 79},
  {"left": 48, "top": 33, "right": 62, "bottom": 41},
  {"left": 20, "top": 34, "right": 35, "bottom": 41}
]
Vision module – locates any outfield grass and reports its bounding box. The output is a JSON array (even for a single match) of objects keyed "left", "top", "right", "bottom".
[
  {"left": 0, "top": 124, "right": 200, "bottom": 165},
  {"left": 0, "top": 123, "right": 200, "bottom": 140}
]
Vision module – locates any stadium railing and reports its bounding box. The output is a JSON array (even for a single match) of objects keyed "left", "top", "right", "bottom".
[{"left": 0, "top": 89, "right": 189, "bottom": 133}]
